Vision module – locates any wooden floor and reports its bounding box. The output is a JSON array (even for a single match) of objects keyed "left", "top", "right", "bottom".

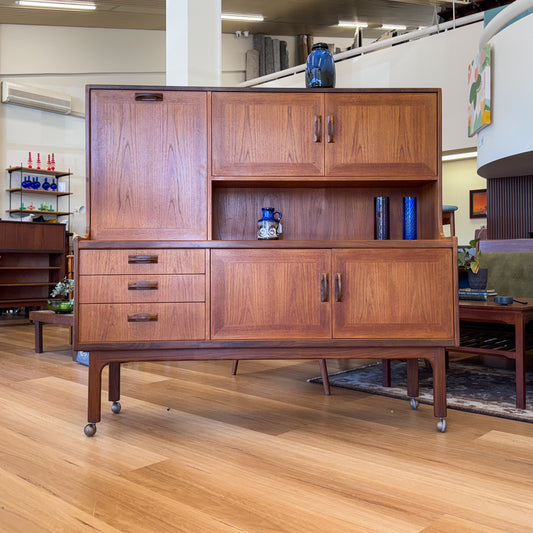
[{"left": 1, "top": 322, "right": 533, "bottom": 532}]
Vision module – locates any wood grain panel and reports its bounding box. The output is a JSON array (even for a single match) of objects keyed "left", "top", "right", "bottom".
[
  {"left": 325, "top": 92, "right": 439, "bottom": 177},
  {"left": 211, "top": 249, "right": 331, "bottom": 339},
  {"left": 79, "top": 249, "right": 205, "bottom": 275},
  {"left": 211, "top": 92, "right": 324, "bottom": 177},
  {"left": 78, "top": 274, "right": 205, "bottom": 304},
  {"left": 89, "top": 89, "right": 208, "bottom": 240},
  {"left": 333, "top": 248, "right": 455, "bottom": 339},
  {"left": 78, "top": 303, "right": 205, "bottom": 342}
]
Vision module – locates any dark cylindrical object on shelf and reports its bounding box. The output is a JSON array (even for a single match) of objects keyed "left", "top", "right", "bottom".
[
  {"left": 403, "top": 196, "right": 417, "bottom": 240},
  {"left": 374, "top": 196, "right": 390, "bottom": 240}
]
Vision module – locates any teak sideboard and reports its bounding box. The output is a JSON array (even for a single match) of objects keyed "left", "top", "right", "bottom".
[{"left": 75, "top": 86, "right": 458, "bottom": 436}]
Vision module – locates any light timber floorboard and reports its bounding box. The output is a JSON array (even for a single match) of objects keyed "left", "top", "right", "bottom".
[{"left": 0, "top": 322, "right": 532, "bottom": 532}]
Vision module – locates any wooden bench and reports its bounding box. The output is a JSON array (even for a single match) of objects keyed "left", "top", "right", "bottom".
[{"left": 29, "top": 310, "right": 74, "bottom": 359}]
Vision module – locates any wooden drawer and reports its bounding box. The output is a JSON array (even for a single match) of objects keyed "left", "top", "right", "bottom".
[
  {"left": 78, "top": 303, "right": 205, "bottom": 342},
  {"left": 79, "top": 249, "right": 205, "bottom": 275},
  {"left": 78, "top": 274, "right": 205, "bottom": 304}
]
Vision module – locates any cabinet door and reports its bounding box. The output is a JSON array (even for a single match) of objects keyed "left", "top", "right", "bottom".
[
  {"left": 89, "top": 89, "right": 208, "bottom": 240},
  {"left": 211, "top": 249, "right": 331, "bottom": 339},
  {"left": 211, "top": 92, "right": 324, "bottom": 177},
  {"left": 332, "top": 249, "right": 455, "bottom": 340},
  {"left": 325, "top": 93, "right": 439, "bottom": 177}
]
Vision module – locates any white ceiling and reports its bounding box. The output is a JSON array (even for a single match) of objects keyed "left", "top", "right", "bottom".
[{"left": 0, "top": 1, "right": 509, "bottom": 39}]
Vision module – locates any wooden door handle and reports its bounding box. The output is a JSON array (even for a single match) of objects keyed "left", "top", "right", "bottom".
[
  {"left": 128, "top": 281, "right": 158, "bottom": 290},
  {"left": 320, "top": 273, "right": 329, "bottom": 302},
  {"left": 135, "top": 93, "right": 163, "bottom": 101},
  {"left": 128, "top": 255, "right": 158, "bottom": 264},
  {"left": 313, "top": 115, "right": 322, "bottom": 142},
  {"left": 334, "top": 273, "right": 343, "bottom": 302},
  {"left": 127, "top": 313, "right": 158, "bottom": 322},
  {"left": 327, "top": 115, "right": 335, "bottom": 143}
]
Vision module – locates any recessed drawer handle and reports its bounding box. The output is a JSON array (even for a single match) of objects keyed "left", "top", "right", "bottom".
[
  {"left": 128, "top": 255, "right": 158, "bottom": 264},
  {"left": 127, "top": 313, "right": 158, "bottom": 322},
  {"left": 128, "top": 281, "right": 158, "bottom": 290},
  {"left": 334, "top": 273, "right": 343, "bottom": 302},
  {"left": 135, "top": 93, "right": 163, "bottom": 101}
]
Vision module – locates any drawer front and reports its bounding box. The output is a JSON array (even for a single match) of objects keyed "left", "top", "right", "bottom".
[
  {"left": 79, "top": 249, "right": 205, "bottom": 275},
  {"left": 78, "top": 303, "right": 205, "bottom": 342},
  {"left": 78, "top": 274, "right": 205, "bottom": 304}
]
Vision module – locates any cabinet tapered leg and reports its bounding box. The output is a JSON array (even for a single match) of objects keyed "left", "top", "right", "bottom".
[
  {"left": 430, "top": 348, "right": 447, "bottom": 419},
  {"left": 406, "top": 358, "right": 419, "bottom": 399}
]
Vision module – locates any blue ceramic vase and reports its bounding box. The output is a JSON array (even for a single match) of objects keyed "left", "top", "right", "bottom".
[
  {"left": 305, "top": 43, "right": 335, "bottom": 88},
  {"left": 257, "top": 207, "right": 282, "bottom": 240}
]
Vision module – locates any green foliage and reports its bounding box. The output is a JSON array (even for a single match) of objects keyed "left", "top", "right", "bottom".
[
  {"left": 458, "top": 238, "right": 481, "bottom": 273},
  {"left": 50, "top": 277, "right": 74, "bottom": 298}
]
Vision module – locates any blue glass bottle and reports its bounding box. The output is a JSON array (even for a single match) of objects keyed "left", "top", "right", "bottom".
[
  {"left": 305, "top": 43, "right": 335, "bottom": 88},
  {"left": 42, "top": 177, "right": 50, "bottom": 190},
  {"left": 50, "top": 178, "right": 57, "bottom": 191}
]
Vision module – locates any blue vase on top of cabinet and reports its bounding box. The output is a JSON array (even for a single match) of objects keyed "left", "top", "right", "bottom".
[{"left": 305, "top": 43, "right": 336, "bottom": 88}]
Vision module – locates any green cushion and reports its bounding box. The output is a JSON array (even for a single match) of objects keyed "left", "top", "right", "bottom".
[{"left": 479, "top": 253, "right": 533, "bottom": 298}]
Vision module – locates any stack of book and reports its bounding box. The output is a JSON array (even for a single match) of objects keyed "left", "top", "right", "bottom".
[{"left": 458, "top": 288, "right": 497, "bottom": 301}]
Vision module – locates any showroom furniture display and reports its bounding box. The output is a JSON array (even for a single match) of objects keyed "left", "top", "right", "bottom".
[
  {"left": 0, "top": 220, "right": 66, "bottom": 309},
  {"left": 75, "top": 86, "right": 458, "bottom": 436}
]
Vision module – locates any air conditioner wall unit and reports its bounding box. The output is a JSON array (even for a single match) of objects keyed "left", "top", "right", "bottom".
[{"left": 1, "top": 81, "right": 72, "bottom": 115}]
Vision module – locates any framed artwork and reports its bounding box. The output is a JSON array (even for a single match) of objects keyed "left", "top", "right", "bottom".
[
  {"left": 467, "top": 44, "right": 492, "bottom": 137},
  {"left": 470, "top": 189, "right": 487, "bottom": 218}
]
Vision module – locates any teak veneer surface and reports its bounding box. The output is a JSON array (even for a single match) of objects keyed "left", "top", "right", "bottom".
[{"left": 0, "top": 323, "right": 532, "bottom": 532}]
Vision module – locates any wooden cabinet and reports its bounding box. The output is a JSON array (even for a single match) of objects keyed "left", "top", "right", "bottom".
[
  {"left": 77, "top": 87, "right": 456, "bottom": 434},
  {"left": 332, "top": 248, "right": 455, "bottom": 339},
  {"left": 211, "top": 92, "right": 324, "bottom": 177},
  {"left": 324, "top": 93, "right": 438, "bottom": 177},
  {"left": 211, "top": 90, "right": 438, "bottom": 180},
  {"left": 211, "top": 249, "right": 331, "bottom": 339},
  {"left": 88, "top": 89, "right": 208, "bottom": 240},
  {"left": 0, "top": 220, "right": 66, "bottom": 308}
]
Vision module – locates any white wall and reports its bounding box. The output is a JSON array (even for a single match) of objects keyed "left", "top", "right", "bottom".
[{"left": 442, "top": 158, "right": 487, "bottom": 244}]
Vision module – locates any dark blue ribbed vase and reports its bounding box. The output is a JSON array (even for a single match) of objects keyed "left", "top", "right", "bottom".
[
  {"left": 402, "top": 197, "right": 417, "bottom": 240},
  {"left": 305, "top": 43, "right": 335, "bottom": 88},
  {"left": 374, "top": 196, "right": 390, "bottom": 240}
]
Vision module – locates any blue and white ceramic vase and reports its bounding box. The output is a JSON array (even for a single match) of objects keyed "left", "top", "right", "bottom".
[
  {"left": 305, "top": 43, "right": 335, "bottom": 88},
  {"left": 257, "top": 207, "right": 282, "bottom": 240}
]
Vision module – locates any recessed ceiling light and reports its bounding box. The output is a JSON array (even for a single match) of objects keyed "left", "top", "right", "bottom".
[
  {"left": 381, "top": 24, "right": 407, "bottom": 31},
  {"left": 337, "top": 21, "right": 368, "bottom": 28},
  {"left": 221, "top": 13, "right": 264, "bottom": 22},
  {"left": 16, "top": 0, "right": 96, "bottom": 10}
]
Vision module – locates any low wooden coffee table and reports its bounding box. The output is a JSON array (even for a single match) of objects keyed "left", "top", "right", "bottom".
[
  {"left": 449, "top": 298, "right": 533, "bottom": 409},
  {"left": 29, "top": 310, "right": 74, "bottom": 359}
]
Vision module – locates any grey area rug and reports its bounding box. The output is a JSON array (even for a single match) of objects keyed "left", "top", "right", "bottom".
[{"left": 309, "top": 361, "right": 533, "bottom": 423}]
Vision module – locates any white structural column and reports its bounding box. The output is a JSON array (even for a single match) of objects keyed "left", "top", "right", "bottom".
[{"left": 166, "top": 0, "right": 221, "bottom": 86}]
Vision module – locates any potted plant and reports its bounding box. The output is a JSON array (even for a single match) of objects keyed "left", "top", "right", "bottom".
[
  {"left": 458, "top": 238, "right": 488, "bottom": 289},
  {"left": 48, "top": 276, "right": 74, "bottom": 313}
]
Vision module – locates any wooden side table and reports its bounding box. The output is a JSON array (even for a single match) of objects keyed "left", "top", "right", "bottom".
[
  {"left": 449, "top": 299, "right": 533, "bottom": 409},
  {"left": 29, "top": 310, "right": 74, "bottom": 359}
]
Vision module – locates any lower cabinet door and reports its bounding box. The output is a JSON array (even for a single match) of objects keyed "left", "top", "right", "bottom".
[
  {"left": 78, "top": 303, "right": 206, "bottom": 343},
  {"left": 211, "top": 249, "right": 331, "bottom": 340},
  {"left": 332, "top": 249, "right": 455, "bottom": 340}
]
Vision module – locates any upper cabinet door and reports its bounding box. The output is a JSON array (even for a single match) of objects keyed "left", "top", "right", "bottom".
[
  {"left": 211, "top": 249, "right": 331, "bottom": 340},
  {"left": 211, "top": 92, "right": 324, "bottom": 177},
  {"left": 89, "top": 90, "right": 208, "bottom": 240},
  {"left": 325, "top": 93, "right": 439, "bottom": 178},
  {"left": 332, "top": 249, "right": 455, "bottom": 341}
]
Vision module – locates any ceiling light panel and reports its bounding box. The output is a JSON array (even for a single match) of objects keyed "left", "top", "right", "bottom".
[
  {"left": 221, "top": 13, "right": 264, "bottom": 22},
  {"left": 16, "top": 1, "right": 96, "bottom": 10},
  {"left": 337, "top": 21, "right": 368, "bottom": 28}
]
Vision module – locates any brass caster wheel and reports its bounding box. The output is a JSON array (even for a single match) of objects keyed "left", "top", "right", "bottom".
[
  {"left": 84, "top": 423, "right": 97, "bottom": 437},
  {"left": 436, "top": 418, "right": 447, "bottom": 433},
  {"left": 409, "top": 398, "right": 419, "bottom": 410},
  {"left": 111, "top": 401, "right": 121, "bottom": 414}
]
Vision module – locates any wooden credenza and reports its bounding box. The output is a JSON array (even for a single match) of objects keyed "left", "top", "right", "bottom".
[
  {"left": 0, "top": 220, "right": 66, "bottom": 309},
  {"left": 75, "top": 86, "right": 458, "bottom": 436}
]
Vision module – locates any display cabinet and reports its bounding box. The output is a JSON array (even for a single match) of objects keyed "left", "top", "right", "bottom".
[{"left": 76, "top": 86, "right": 457, "bottom": 436}]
